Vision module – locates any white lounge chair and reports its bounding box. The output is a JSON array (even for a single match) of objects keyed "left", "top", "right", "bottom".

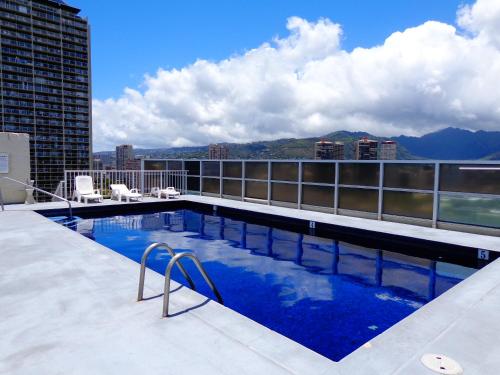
[
  {"left": 151, "top": 186, "right": 181, "bottom": 199},
  {"left": 110, "top": 184, "right": 142, "bottom": 202},
  {"left": 73, "top": 176, "right": 102, "bottom": 204}
]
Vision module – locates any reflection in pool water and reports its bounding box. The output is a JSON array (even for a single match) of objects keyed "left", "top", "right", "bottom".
[{"left": 68, "top": 210, "right": 475, "bottom": 361}]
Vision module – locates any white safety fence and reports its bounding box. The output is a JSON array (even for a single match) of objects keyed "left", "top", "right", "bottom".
[{"left": 62, "top": 170, "right": 187, "bottom": 200}]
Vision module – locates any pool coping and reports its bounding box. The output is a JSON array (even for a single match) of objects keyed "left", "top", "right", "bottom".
[{"left": 2, "top": 197, "right": 500, "bottom": 374}]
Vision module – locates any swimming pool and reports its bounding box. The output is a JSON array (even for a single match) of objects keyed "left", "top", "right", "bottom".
[{"left": 55, "top": 209, "right": 476, "bottom": 361}]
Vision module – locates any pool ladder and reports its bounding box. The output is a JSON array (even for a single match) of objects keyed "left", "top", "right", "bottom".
[{"left": 137, "top": 242, "right": 223, "bottom": 317}]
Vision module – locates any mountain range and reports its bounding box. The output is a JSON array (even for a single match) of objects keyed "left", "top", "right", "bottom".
[{"left": 94, "top": 127, "right": 500, "bottom": 162}]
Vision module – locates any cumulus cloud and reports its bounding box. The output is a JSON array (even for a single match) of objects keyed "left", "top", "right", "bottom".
[{"left": 93, "top": 0, "right": 500, "bottom": 151}]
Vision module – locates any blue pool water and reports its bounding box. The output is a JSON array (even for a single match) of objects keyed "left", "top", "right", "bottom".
[{"left": 58, "top": 210, "right": 475, "bottom": 361}]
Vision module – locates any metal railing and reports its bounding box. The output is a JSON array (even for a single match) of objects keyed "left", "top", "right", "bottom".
[
  {"left": 142, "top": 159, "right": 500, "bottom": 232},
  {"left": 137, "top": 242, "right": 223, "bottom": 318},
  {"left": 162, "top": 252, "right": 223, "bottom": 317},
  {"left": 63, "top": 170, "right": 188, "bottom": 200},
  {"left": 138, "top": 242, "right": 195, "bottom": 301},
  {"left": 0, "top": 176, "right": 73, "bottom": 218}
]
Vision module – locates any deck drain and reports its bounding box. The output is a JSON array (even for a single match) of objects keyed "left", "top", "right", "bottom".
[{"left": 421, "top": 354, "right": 463, "bottom": 374}]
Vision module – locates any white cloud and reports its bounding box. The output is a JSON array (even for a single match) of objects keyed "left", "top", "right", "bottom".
[
  {"left": 458, "top": 0, "right": 500, "bottom": 48},
  {"left": 93, "top": 0, "right": 500, "bottom": 151}
]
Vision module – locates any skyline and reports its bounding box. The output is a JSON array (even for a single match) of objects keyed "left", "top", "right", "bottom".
[{"left": 71, "top": 0, "right": 500, "bottom": 152}]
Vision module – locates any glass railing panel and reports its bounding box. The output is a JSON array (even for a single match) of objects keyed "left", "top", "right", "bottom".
[
  {"left": 440, "top": 164, "right": 500, "bottom": 194},
  {"left": 245, "top": 161, "right": 268, "bottom": 180},
  {"left": 167, "top": 160, "right": 182, "bottom": 170},
  {"left": 185, "top": 161, "right": 200, "bottom": 175},
  {"left": 202, "top": 177, "right": 220, "bottom": 194},
  {"left": 384, "top": 163, "right": 434, "bottom": 190},
  {"left": 302, "top": 162, "right": 335, "bottom": 184},
  {"left": 439, "top": 194, "right": 500, "bottom": 228},
  {"left": 302, "top": 184, "right": 334, "bottom": 207},
  {"left": 245, "top": 180, "right": 268, "bottom": 200},
  {"left": 202, "top": 161, "right": 220, "bottom": 177},
  {"left": 340, "top": 163, "right": 379, "bottom": 187},
  {"left": 187, "top": 176, "right": 200, "bottom": 192},
  {"left": 144, "top": 160, "right": 166, "bottom": 170},
  {"left": 271, "top": 182, "right": 298, "bottom": 203},
  {"left": 339, "top": 187, "right": 378, "bottom": 212},
  {"left": 271, "top": 162, "right": 298, "bottom": 182},
  {"left": 223, "top": 161, "right": 242, "bottom": 178},
  {"left": 223, "top": 179, "right": 242, "bottom": 196},
  {"left": 383, "top": 191, "right": 433, "bottom": 219}
]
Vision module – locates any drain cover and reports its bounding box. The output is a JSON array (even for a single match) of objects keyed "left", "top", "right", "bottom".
[{"left": 421, "top": 354, "right": 463, "bottom": 374}]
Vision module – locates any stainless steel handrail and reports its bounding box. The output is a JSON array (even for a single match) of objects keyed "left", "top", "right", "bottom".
[
  {"left": 137, "top": 242, "right": 196, "bottom": 301},
  {"left": 0, "top": 176, "right": 73, "bottom": 218},
  {"left": 163, "top": 252, "right": 223, "bottom": 318}
]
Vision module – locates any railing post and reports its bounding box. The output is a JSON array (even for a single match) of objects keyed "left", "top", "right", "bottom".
[
  {"left": 182, "top": 160, "right": 186, "bottom": 194},
  {"left": 267, "top": 160, "right": 271, "bottom": 205},
  {"left": 64, "top": 170, "right": 68, "bottom": 199},
  {"left": 0, "top": 187, "right": 4, "bottom": 211},
  {"left": 298, "top": 161, "right": 302, "bottom": 209},
  {"left": 378, "top": 162, "right": 384, "bottom": 221},
  {"left": 220, "top": 161, "right": 223, "bottom": 198},
  {"left": 432, "top": 162, "right": 440, "bottom": 228},
  {"left": 334, "top": 162, "right": 339, "bottom": 215},
  {"left": 242, "top": 161, "right": 245, "bottom": 202},
  {"left": 141, "top": 169, "right": 145, "bottom": 195},
  {"left": 200, "top": 161, "right": 204, "bottom": 195},
  {"left": 100, "top": 170, "right": 104, "bottom": 196}
]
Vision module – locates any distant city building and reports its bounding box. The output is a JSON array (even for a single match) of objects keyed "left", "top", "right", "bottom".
[
  {"left": 124, "top": 158, "right": 141, "bottom": 170},
  {"left": 209, "top": 144, "right": 229, "bottom": 160},
  {"left": 93, "top": 159, "right": 103, "bottom": 170},
  {"left": 314, "top": 140, "right": 344, "bottom": 160},
  {"left": 356, "top": 138, "right": 379, "bottom": 160},
  {"left": 380, "top": 141, "right": 397, "bottom": 160},
  {"left": 0, "top": 0, "right": 92, "bottom": 193},
  {"left": 116, "top": 144, "right": 134, "bottom": 170}
]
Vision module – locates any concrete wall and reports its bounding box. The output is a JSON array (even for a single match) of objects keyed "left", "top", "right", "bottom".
[{"left": 0, "top": 133, "right": 30, "bottom": 204}]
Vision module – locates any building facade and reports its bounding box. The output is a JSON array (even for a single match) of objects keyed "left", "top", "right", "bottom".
[
  {"left": 314, "top": 140, "right": 344, "bottom": 160},
  {"left": 0, "top": 0, "right": 92, "bottom": 193},
  {"left": 116, "top": 144, "right": 134, "bottom": 170},
  {"left": 380, "top": 140, "right": 397, "bottom": 160},
  {"left": 124, "top": 158, "right": 141, "bottom": 170},
  {"left": 355, "top": 138, "right": 378, "bottom": 160},
  {"left": 208, "top": 144, "right": 229, "bottom": 160},
  {"left": 92, "top": 158, "right": 102, "bottom": 170}
]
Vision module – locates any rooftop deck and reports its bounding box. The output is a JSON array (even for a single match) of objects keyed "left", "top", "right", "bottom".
[{"left": 1, "top": 196, "right": 500, "bottom": 374}]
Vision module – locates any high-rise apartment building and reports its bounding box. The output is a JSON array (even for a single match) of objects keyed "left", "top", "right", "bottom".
[
  {"left": 355, "top": 138, "right": 378, "bottom": 160},
  {"left": 116, "top": 144, "right": 134, "bottom": 170},
  {"left": 208, "top": 143, "right": 229, "bottom": 160},
  {"left": 314, "top": 140, "right": 344, "bottom": 160},
  {"left": 92, "top": 158, "right": 103, "bottom": 170},
  {"left": 0, "top": 0, "right": 92, "bottom": 193},
  {"left": 380, "top": 140, "right": 397, "bottom": 160},
  {"left": 124, "top": 158, "right": 141, "bottom": 170}
]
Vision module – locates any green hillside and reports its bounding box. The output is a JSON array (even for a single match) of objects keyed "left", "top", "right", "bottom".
[{"left": 127, "top": 131, "right": 416, "bottom": 160}]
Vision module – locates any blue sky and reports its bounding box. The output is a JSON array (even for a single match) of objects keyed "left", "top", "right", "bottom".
[{"left": 71, "top": 0, "right": 471, "bottom": 100}]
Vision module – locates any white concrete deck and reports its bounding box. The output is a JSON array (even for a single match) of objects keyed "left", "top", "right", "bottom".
[
  {"left": 3, "top": 196, "right": 166, "bottom": 211},
  {"left": 1, "top": 197, "right": 500, "bottom": 374}
]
